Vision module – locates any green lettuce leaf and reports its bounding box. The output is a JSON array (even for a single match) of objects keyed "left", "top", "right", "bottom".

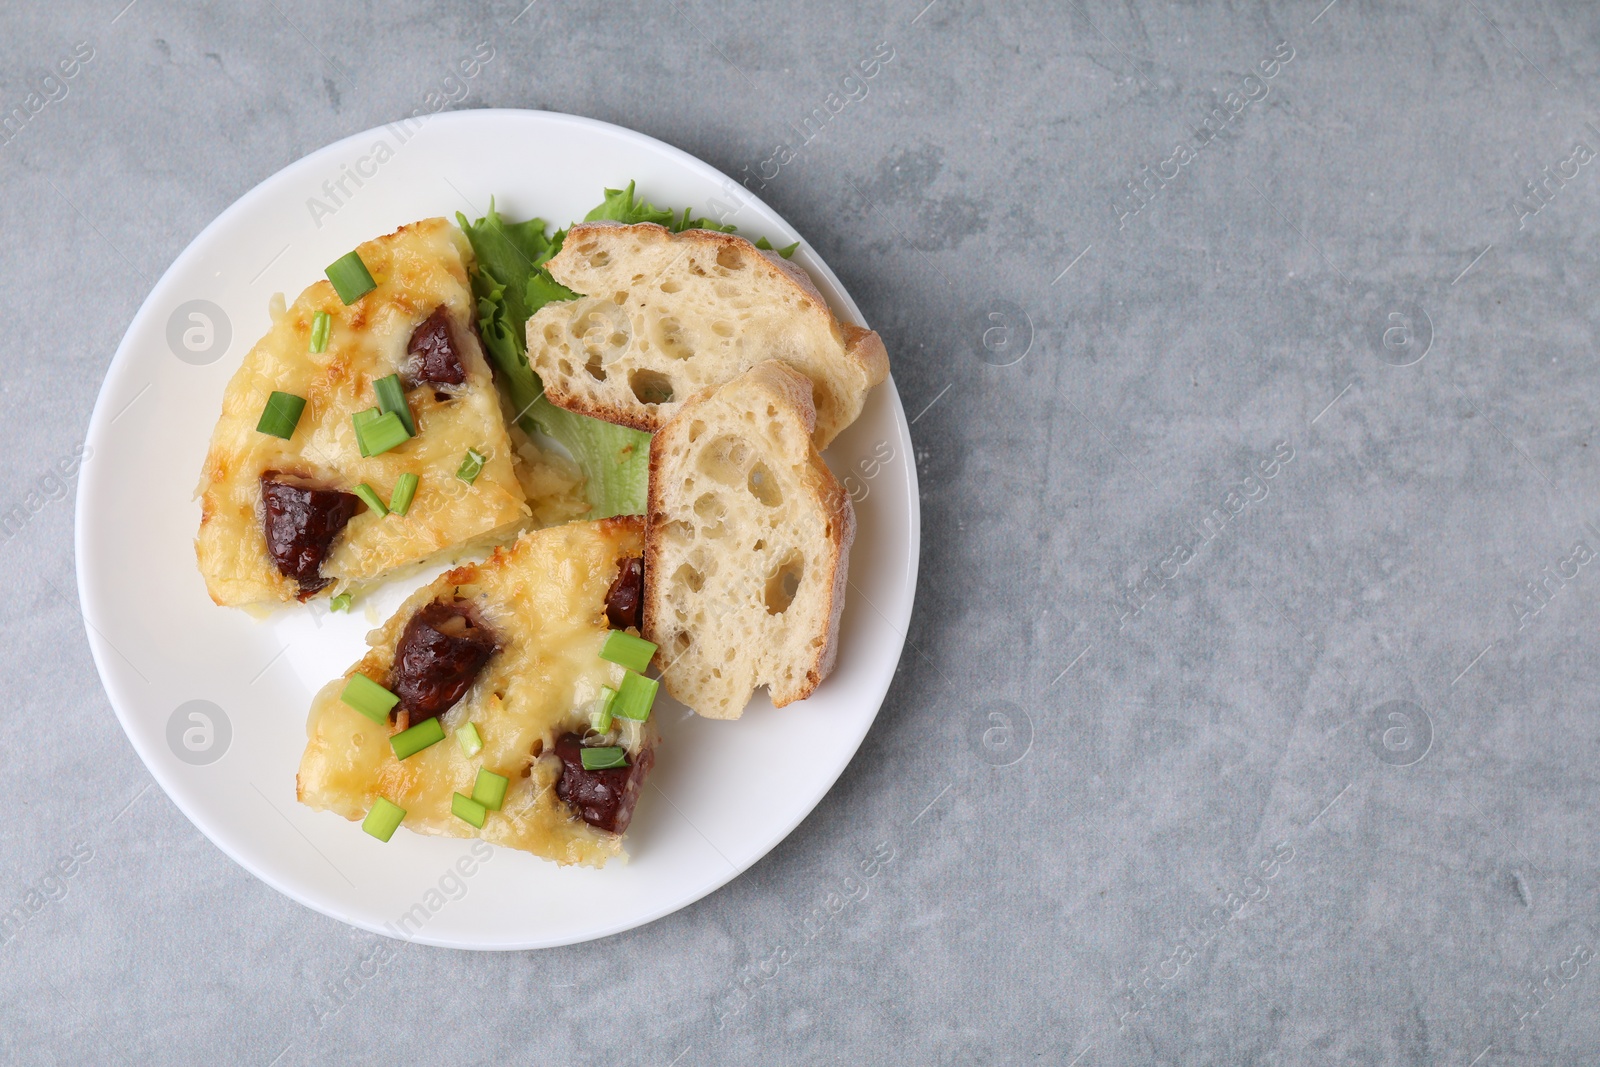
[
  {"left": 525, "top": 397, "right": 649, "bottom": 515},
  {"left": 583, "top": 180, "right": 737, "bottom": 234},
  {"left": 459, "top": 202, "right": 557, "bottom": 328},
  {"left": 754, "top": 235, "right": 800, "bottom": 259},
  {"left": 457, "top": 184, "right": 801, "bottom": 517},
  {"left": 458, "top": 205, "right": 650, "bottom": 519},
  {"left": 526, "top": 269, "right": 578, "bottom": 316}
]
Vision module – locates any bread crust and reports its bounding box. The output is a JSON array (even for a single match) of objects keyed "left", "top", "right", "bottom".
[
  {"left": 528, "top": 223, "right": 888, "bottom": 449},
  {"left": 641, "top": 361, "right": 855, "bottom": 718}
]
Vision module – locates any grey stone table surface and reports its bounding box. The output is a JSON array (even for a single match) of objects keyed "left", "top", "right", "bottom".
[{"left": 4, "top": 0, "right": 1599, "bottom": 1063}]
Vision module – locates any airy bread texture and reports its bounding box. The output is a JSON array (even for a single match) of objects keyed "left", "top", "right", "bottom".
[
  {"left": 526, "top": 222, "right": 888, "bottom": 449},
  {"left": 643, "top": 362, "right": 855, "bottom": 719}
]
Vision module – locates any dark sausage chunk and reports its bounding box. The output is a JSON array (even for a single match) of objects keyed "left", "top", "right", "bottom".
[
  {"left": 260, "top": 474, "right": 363, "bottom": 599},
  {"left": 553, "top": 733, "right": 654, "bottom": 834},
  {"left": 406, "top": 305, "right": 466, "bottom": 386},
  {"left": 605, "top": 557, "right": 645, "bottom": 631},
  {"left": 391, "top": 600, "right": 498, "bottom": 721}
]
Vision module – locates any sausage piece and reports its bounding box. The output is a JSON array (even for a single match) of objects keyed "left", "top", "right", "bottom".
[
  {"left": 553, "top": 733, "right": 654, "bottom": 834},
  {"left": 391, "top": 600, "right": 498, "bottom": 721},
  {"left": 605, "top": 557, "right": 644, "bottom": 631},
  {"left": 260, "top": 474, "right": 363, "bottom": 599},
  {"left": 406, "top": 305, "right": 466, "bottom": 386}
]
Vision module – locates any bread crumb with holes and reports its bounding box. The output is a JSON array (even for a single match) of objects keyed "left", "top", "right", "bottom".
[
  {"left": 642, "top": 361, "right": 854, "bottom": 719},
  {"left": 526, "top": 223, "right": 887, "bottom": 449}
]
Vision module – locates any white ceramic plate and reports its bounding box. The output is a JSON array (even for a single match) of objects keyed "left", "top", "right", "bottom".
[{"left": 74, "top": 110, "right": 917, "bottom": 950}]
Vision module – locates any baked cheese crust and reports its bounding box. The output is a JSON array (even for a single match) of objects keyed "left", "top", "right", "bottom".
[
  {"left": 196, "top": 218, "right": 565, "bottom": 607},
  {"left": 296, "top": 517, "right": 653, "bottom": 867}
]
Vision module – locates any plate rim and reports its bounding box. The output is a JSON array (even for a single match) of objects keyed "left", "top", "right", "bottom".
[{"left": 74, "top": 107, "right": 920, "bottom": 950}]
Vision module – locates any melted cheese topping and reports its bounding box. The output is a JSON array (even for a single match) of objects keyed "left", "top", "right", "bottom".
[
  {"left": 296, "top": 517, "right": 650, "bottom": 867},
  {"left": 195, "top": 218, "right": 584, "bottom": 607}
]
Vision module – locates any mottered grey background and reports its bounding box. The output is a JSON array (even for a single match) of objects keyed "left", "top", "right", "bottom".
[{"left": 3, "top": 0, "right": 1599, "bottom": 1063}]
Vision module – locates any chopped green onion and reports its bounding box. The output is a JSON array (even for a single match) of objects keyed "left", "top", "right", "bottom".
[
  {"left": 614, "top": 670, "right": 658, "bottom": 722},
  {"left": 309, "top": 310, "right": 332, "bottom": 353},
  {"left": 362, "top": 797, "right": 407, "bottom": 841},
  {"left": 255, "top": 391, "right": 306, "bottom": 439},
  {"left": 451, "top": 791, "right": 487, "bottom": 828},
  {"left": 592, "top": 686, "right": 617, "bottom": 733},
  {"left": 601, "top": 630, "right": 657, "bottom": 673},
  {"left": 353, "top": 409, "right": 409, "bottom": 457},
  {"left": 373, "top": 373, "right": 416, "bottom": 437},
  {"left": 389, "top": 472, "right": 419, "bottom": 516},
  {"left": 352, "top": 482, "right": 388, "bottom": 516},
  {"left": 390, "top": 716, "right": 445, "bottom": 760},
  {"left": 456, "top": 448, "right": 487, "bottom": 484},
  {"left": 330, "top": 593, "right": 352, "bottom": 613},
  {"left": 340, "top": 673, "right": 398, "bottom": 724},
  {"left": 472, "top": 768, "right": 509, "bottom": 811},
  {"left": 325, "top": 250, "right": 377, "bottom": 304},
  {"left": 351, "top": 407, "right": 381, "bottom": 457},
  {"left": 581, "top": 746, "right": 628, "bottom": 770},
  {"left": 456, "top": 722, "right": 483, "bottom": 757}
]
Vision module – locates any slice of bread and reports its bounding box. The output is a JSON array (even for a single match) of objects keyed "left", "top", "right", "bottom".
[
  {"left": 643, "top": 361, "right": 855, "bottom": 719},
  {"left": 526, "top": 222, "right": 888, "bottom": 450}
]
